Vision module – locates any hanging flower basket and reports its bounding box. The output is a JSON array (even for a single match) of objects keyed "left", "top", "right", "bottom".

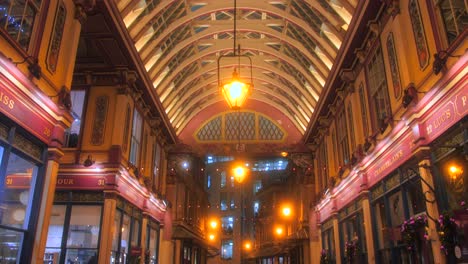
[
  {"left": 401, "top": 215, "right": 429, "bottom": 251},
  {"left": 437, "top": 201, "right": 466, "bottom": 255},
  {"left": 320, "top": 249, "right": 331, "bottom": 264},
  {"left": 345, "top": 240, "right": 359, "bottom": 264}
]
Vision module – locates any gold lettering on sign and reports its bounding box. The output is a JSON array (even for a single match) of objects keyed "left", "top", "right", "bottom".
[
  {"left": 374, "top": 150, "right": 404, "bottom": 177},
  {"left": 432, "top": 108, "right": 451, "bottom": 129},
  {"left": 5, "top": 177, "right": 12, "bottom": 185},
  {"left": 0, "top": 91, "right": 15, "bottom": 109},
  {"left": 462, "top": 96, "right": 467, "bottom": 106},
  {"left": 57, "top": 178, "right": 75, "bottom": 185},
  {"left": 97, "top": 179, "right": 105, "bottom": 186},
  {"left": 43, "top": 127, "right": 51, "bottom": 137}
]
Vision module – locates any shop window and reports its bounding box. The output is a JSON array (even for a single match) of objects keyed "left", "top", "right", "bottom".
[
  {"left": 436, "top": 0, "right": 467, "bottom": 45},
  {"left": 321, "top": 227, "right": 335, "bottom": 262},
  {"left": 146, "top": 222, "right": 160, "bottom": 264},
  {"left": 129, "top": 109, "right": 143, "bottom": 166},
  {"left": 366, "top": 46, "right": 391, "bottom": 132},
  {"left": 0, "top": 126, "right": 45, "bottom": 263},
  {"left": 131, "top": 218, "right": 141, "bottom": 247},
  {"left": 111, "top": 207, "right": 142, "bottom": 264},
  {"left": 221, "top": 239, "right": 233, "bottom": 259},
  {"left": 340, "top": 212, "right": 367, "bottom": 263},
  {"left": 44, "top": 204, "right": 102, "bottom": 264},
  {"left": 358, "top": 84, "right": 369, "bottom": 137},
  {"left": 0, "top": 0, "right": 42, "bottom": 50},
  {"left": 406, "top": 179, "right": 426, "bottom": 216},
  {"left": 64, "top": 90, "right": 86, "bottom": 148},
  {"left": 183, "top": 244, "right": 191, "bottom": 262},
  {"left": 111, "top": 210, "right": 123, "bottom": 263},
  {"left": 336, "top": 109, "right": 350, "bottom": 166},
  {"left": 373, "top": 199, "right": 392, "bottom": 263}
]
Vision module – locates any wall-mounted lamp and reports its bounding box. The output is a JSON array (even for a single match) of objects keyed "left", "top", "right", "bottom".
[
  {"left": 402, "top": 83, "right": 425, "bottom": 108},
  {"left": 49, "top": 86, "right": 72, "bottom": 110},
  {"left": 28, "top": 60, "right": 42, "bottom": 79},
  {"left": 83, "top": 155, "right": 95, "bottom": 167},
  {"left": 448, "top": 164, "right": 463, "bottom": 182},
  {"left": 12, "top": 56, "right": 41, "bottom": 79},
  {"left": 433, "top": 50, "right": 462, "bottom": 75}
]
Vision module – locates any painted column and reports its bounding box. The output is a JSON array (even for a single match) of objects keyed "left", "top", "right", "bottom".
[
  {"left": 418, "top": 156, "right": 444, "bottom": 264},
  {"left": 310, "top": 210, "right": 321, "bottom": 263},
  {"left": 32, "top": 148, "right": 63, "bottom": 263},
  {"left": 361, "top": 196, "right": 375, "bottom": 264},
  {"left": 359, "top": 172, "right": 375, "bottom": 264},
  {"left": 333, "top": 216, "right": 342, "bottom": 264},
  {"left": 98, "top": 192, "right": 117, "bottom": 264},
  {"left": 158, "top": 230, "right": 174, "bottom": 264}
]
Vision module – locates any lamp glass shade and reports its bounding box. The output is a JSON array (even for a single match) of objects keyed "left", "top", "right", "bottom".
[{"left": 221, "top": 76, "right": 250, "bottom": 109}]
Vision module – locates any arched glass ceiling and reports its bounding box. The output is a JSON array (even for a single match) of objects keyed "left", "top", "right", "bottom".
[{"left": 115, "top": 0, "right": 355, "bottom": 135}]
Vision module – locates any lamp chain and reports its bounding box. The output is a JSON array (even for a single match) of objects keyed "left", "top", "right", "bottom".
[{"left": 233, "top": 0, "right": 237, "bottom": 55}]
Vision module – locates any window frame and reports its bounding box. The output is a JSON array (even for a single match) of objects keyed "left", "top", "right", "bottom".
[
  {"left": 0, "top": 0, "right": 47, "bottom": 53},
  {"left": 365, "top": 44, "right": 392, "bottom": 133},
  {"left": 0, "top": 120, "right": 46, "bottom": 263},
  {"left": 428, "top": 0, "right": 467, "bottom": 49},
  {"left": 129, "top": 108, "right": 143, "bottom": 166},
  {"left": 336, "top": 108, "right": 350, "bottom": 166}
]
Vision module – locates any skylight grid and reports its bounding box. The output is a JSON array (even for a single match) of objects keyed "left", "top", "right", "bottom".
[{"left": 290, "top": 1, "right": 322, "bottom": 33}]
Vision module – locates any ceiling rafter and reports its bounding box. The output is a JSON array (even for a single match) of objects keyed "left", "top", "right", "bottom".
[
  {"left": 166, "top": 71, "right": 312, "bottom": 124},
  {"left": 154, "top": 40, "right": 322, "bottom": 101},
  {"left": 130, "top": 1, "right": 337, "bottom": 63}
]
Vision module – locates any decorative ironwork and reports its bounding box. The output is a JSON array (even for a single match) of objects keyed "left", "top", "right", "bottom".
[
  {"left": 0, "top": 122, "right": 8, "bottom": 140},
  {"left": 13, "top": 133, "right": 42, "bottom": 160},
  {"left": 46, "top": 1, "right": 66, "bottom": 72},
  {"left": 386, "top": 32, "right": 402, "bottom": 99},
  {"left": 91, "top": 96, "right": 109, "bottom": 145},
  {"left": 196, "top": 116, "right": 222, "bottom": 141},
  {"left": 195, "top": 111, "right": 285, "bottom": 142},
  {"left": 409, "top": 0, "right": 429, "bottom": 69}
]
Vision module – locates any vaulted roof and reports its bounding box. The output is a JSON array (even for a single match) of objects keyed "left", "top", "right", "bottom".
[{"left": 112, "top": 0, "right": 359, "bottom": 153}]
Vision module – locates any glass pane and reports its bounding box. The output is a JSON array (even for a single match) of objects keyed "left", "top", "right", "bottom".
[
  {"left": 0, "top": 227, "right": 23, "bottom": 263},
  {"left": 131, "top": 219, "right": 140, "bottom": 246},
  {"left": 67, "top": 205, "right": 101, "bottom": 248},
  {"left": 64, "top": 248, "right": 98, "bottom": 264},
  {"left": 1, "top": 152, "right": 38, "bottom": 229},
  {"left": 112, "top": 210, "right": 122, "bottom": 251},
  {"left": 148, "top": 228, "right": 158, "bottom": 264},
  {"left": 44, "top": 205, "right": 66, "bottom": 262},
  {"left": 120, "top": 214, "right": 130, "bottom": 263},
  {"left": 406, "top": 180, "right": 427, "bottom": 216},
  {"left": 65, "top": 90, "right": 86, "bottom": 148}
]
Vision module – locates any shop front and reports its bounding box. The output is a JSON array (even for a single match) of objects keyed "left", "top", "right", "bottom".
[
  {"left": 43, "top": 167, "right": 166, "bottom": 264},
  {"left": 0, "top": 53, "right": 71, "bottom": 263},
  {"left": 430, "top": 119, "right": 468, "bottom": 262}
]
